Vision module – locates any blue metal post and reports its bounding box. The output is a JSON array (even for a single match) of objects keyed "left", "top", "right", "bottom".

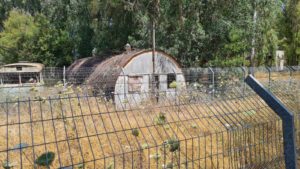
[{"left": 245, "top": 75, "right": 297, "bottom": 169}]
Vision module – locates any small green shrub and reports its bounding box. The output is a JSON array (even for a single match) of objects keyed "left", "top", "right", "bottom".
[
  {"left": 155, "top": 112, "right": 167, "bottom": 125},
  {"left": 35, "top": 152, "right": 55, "bottom": 167},
  {"left": 131, "top": 128, "right": 139, "bottom": 137},
  {"left": 166, "top": 138, "right": 180, "bottom": 152}
]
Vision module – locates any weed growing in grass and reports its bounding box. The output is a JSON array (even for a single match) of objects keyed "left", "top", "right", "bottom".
[
  {"left": 155, "top": 112, "right": 167, "bottom": 125},
  {"left": 77, "top": 163, "right": 84, "bottom": 169},
  {"left": 166, "top": 138, "right": 180, "bottom": 152},
  {"left": 34, "top": 152, "right": 55, "bottom": 169},
  {"left": 150, "top": 153, "right": 161, "bottom": 161},
  {"left": 191, "top": 123, "right": 197, "bottom": 129},
  {"left": 106, "top": 162, "right": 114, "bottom": 169},
  {"left": 2, "top": 161, "right": 15, "bottom": 169},
  {"left": 131, "top": 128, "right": 139, "bottom": 137},
  {"left": 141, "top": 143, "right": 150, "bottom": 149},
  {"left": 163, "top": 162, "right": 173, "bottom": 169}
]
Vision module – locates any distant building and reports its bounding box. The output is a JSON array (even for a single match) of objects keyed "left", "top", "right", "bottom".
[
  {"left": 0, "top": 62, "right": 44, "bottom": 87},
  {"left": 68, "top": 49, "right": 185, "bottom": 110},
  {"left": 275, "top": 50, "right": 285, "bottom": 71}
]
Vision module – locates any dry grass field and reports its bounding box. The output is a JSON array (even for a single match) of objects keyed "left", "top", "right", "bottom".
[
  {"left": 0, "top": 71, "right": 299, "bottom": 169},
  {"left": 255, "top": 70, "right": 300, "bottom": 81},
  {"left": 0, "top": 89, "right": 286, "bottom": 169}
]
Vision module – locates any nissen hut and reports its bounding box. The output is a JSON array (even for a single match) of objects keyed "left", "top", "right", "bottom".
[{"left": 68, "top": 47, "right": 185, "bottom": 110}]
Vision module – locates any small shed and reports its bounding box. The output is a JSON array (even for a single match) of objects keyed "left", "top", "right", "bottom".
[
  {"left": 0, "top": 62, "right": 44, "bottom": 86},
  {"left": 68, "top": 49, "right": 185, "bottom": 109}
]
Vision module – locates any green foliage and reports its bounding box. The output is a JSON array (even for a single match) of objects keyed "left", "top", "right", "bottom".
[
  {"left": 0, "top": 0, "right": 298, "bottom": 66},
  {"left": 0, "top": 9, "right": 38, "bottom": 63},
  {"left": 0, "top": 9, "right": 73, "bottom": 66},
  {"left": 282, "top": 0, "right": 300, "bottom": 65},
  {"left": 208, "top": 57, "right": 249, "bottom": 67}
]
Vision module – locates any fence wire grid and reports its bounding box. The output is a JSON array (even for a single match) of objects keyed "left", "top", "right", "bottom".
[
  {"left": 0, "top": 66, "right": 299, "bottom": 169},
  {"left": 1, "top": 86, "right": 294, "bottom": 168}
]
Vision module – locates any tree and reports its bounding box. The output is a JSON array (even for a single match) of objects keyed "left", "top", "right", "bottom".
[
  {"left": 0, "top": 0, "right": 298, "bottom": 67},
  {"left": 0, "top": 9, "right": 38, "bottom": 63},
  {"left": 284, "top": 0, "right": 300, "bottom": 65},
  {"left": 0, "top": 9, "right": 73, "bottom": 66}
]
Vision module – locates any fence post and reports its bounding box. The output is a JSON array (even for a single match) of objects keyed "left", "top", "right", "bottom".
[
  {"left": 245, "top": 75, "right": 297, "bottom": 169},
  {"left": 240, "top": 66, "right": 246, "bottom": 97},
  {"left": 265, "top": 66, "right": 271, "bottom": 88},
  {"left": 63, "top": 66, "right": 66, "bottom": 86},
  {"left": 287, "top": 66, "right": 294, "bottom": 86},
  {"left": 208, "top": 67, "right": 215, "bottom": 99},
  {"left": 249, "top": 66, "right": 255, "bottom": 76},
  {"left": 0, "top": 74, "right": 3, "bottom": 86}
]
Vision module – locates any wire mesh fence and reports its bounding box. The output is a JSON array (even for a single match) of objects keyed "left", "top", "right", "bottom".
[
  {"left": 0, "top": 88, "right": 286, "bottom": 169},
  {"left": 265, "top": 77, "right": 300, "bottom": 167},
  {"left": 0, "top": 66, "right": 299, "bottom": 101},
  {"left": 0, "top": 66, "right": 299, "bottom": 168}
]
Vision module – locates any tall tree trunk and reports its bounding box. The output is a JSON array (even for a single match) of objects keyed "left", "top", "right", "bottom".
[
  {"left": 178, "top": 0, "right": 184, "bottom": 27},
  {"left": 152, "top": 20, "right": 156, "bottom": 74},
  {"left": 149, "top": 0, "right": 160, "bottom": 100},
  {"left": 250, "top": 9, "right": 257, "bottom": 75},
  {"left": 150, "top": 0, "right": 160, "bottom": 74}
]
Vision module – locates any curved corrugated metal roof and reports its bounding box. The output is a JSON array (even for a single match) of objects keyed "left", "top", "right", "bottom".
[{"left": 67, "top": 49, "right": 181, "bottom": 92}]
